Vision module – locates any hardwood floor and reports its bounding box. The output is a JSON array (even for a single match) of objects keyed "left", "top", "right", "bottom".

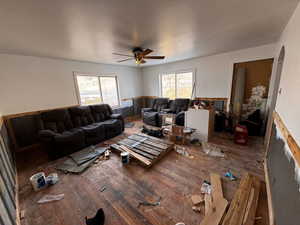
[{"left": 17, "top": 120, "right": 269, "bottom": 225}]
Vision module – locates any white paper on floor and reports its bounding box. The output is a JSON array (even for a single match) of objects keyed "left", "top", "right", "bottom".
[
  {"left": 202, "top": 142, "right": 225, "bottom": 158},
  {"left": 37, "top": 194, "right": 65, "bottom": 204}
]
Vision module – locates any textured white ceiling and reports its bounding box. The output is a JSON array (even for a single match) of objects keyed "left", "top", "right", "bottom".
[{"left": 0, "top": 0, "right": 298, "bottom": 66}]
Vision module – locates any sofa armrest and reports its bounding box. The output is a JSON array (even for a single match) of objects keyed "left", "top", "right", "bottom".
[
  {"left": 161, "top": 108, "right": 173, "bottom": 113},
  {"left": 38, "top": 129, "right": 57, "bottom": 142},
  {"left": 142, "top": 108, "right": 153, "bottom": 113},
  {"left": 110, "top": 113, "right": 123, "bottom": 120}
]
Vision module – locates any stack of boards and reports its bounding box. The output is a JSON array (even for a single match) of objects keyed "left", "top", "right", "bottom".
[
  {"left": 200, "top": 173, "right": 261, "bottom": 225},
  {"left": 110, "top": 133, "right": 174, "bottom": 167}
]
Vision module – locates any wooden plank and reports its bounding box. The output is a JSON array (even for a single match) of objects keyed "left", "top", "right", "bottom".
[
  {"left": 136, "top": 133, "right": 173, "bottom": 145},
  {"left": 210, "top": 173, "right": 223, "bottom": 202},
  {"left": 123, "top": 137, "right": 165, "bottom": 153},
  {"left": 200, "top": 173, "right": 228, "bottom": 225},
  {"left": 222, "top": 173, "right": 253, "bottom": 225},
  {"left": 118, "top": 141, "right": 156, "bottom": 160},
  {"left": 200, "top": 198, "right": 228, "bottom": 225},
  {"left": 204, "top": 194, "right": 212, "bottom": 215},
  {"left": 273, "top": 111, "right": 300, "bottom": 167},
  {"left": 264, "top": 162, "right": 275, "bottom": 225},
  {"left": 118, "top": 139, "right": 160, "bottom": 156},
  {"left": 242, "top": 177, "right": 261, "bottom": 225},
  {"left": 119, "top": 145, "right": 152, "bottom": 166},
  {"left": 128, "top": 135, "right": 168, "bottom": 150}
]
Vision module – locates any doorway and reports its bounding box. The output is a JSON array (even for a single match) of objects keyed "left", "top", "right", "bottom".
[{"left": 230, "top": 58, "right": 274, "bottom": 136}]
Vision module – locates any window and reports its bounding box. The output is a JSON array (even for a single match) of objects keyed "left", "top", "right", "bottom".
[
  {"left": 75, "top": 74, "right": 119, "bottom": 107},
  {"left": 161, "top": 71, "right": 194, "bottom": 99}
]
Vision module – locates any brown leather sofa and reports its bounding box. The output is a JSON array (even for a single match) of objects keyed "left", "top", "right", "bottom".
[{"left": 38, "top": 104, "right": 124, "bottom": 159}]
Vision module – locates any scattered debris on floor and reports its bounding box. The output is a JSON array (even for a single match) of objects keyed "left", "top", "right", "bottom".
[
  {"left": 138, "top": 197, "right": 161, "bottom": 208},
  {"left": 175, "top": 145, "right": 194, "bottom": 159},
  {"left": 192, "top": 206, "right": 201, "bottom": 213},
  {"left": 56, "top": 146, "right": 107, "bottom": 174},
  {"left": 100, "top": 185, "right": 106, "bottom": 192},
  {"left": 85, "top": 208, "right": 105, "bottom": 225},
  {"left": 202, "top": 142, "right": 225, "bottom": 158},
  {"left": 190, "top": 194, "right": 204, "bottom": 205},
  {"left": 37, "top": 194, "right": 64, "bottom": 204},
  {"left": 200, "top": 180, "right": 212, "bottom": 194},
  {"left": 225, "top": 171, "right": 237, "bottom": 181},
  {"left": 20, "top": 210, "right": 25, "bottom": 220},
  {"left": 30, "top": 172, "right": 59, "bottom": 191}
]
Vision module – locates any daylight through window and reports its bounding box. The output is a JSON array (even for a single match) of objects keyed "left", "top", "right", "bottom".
[
  {"left": 75, "top": 75, "right": 119, "bottom": 107},
  {"left": 161, "top": 71, "right": 193, "bottom": 99}
]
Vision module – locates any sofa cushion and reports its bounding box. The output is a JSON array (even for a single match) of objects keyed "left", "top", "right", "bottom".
[
  {"left": 40, "top": 109, "right": 73, "bottom": 133},
  {"left": 152, "top": 98, "right": 169, "bottom": 112},
  {"left": 69, "top": 106, "right": 95, "bottom": 127},
  {"left": 81, "top": 123, "right": 106, "bottom": 145},
  {"left": 98, "top": 119, "right": 122, "bottom": 139},
  {"left": 90, "top": 104, "right": 112, "bottom": 122}
]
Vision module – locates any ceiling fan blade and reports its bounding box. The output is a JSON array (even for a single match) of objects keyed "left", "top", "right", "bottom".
[
  {"left": 117, "top": 58, "right": 134, "bottom": 63},
  {"left": 113, "top": 53, "right": 134, "bottom": 57},
  {"left": 143, "top": 56, "right": 165, "bottom": 59},
  {"left": 142, "top": 49, "right": 153, "bottom": 56}
]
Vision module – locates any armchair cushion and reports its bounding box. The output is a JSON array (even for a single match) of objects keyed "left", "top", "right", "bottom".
[
  {"left": 143, "top": 112, "right": 159, "bottom": 127},
  {"left": 142, "top": 108, "right": 153, "bottom": 113}
]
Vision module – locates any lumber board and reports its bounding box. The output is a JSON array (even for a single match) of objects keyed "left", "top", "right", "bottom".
[
  {"left": 222, "top": 173, "right": 253, "bottom": 225},
  {"left": 200, "top": 198, "right": 228, "bottom": 225},
  {"left": 119, "top": 145, "right": 152, "bottom": 166},
  {"left": 127, "top": 136, "right": 168, "bottom": 150},
  {"left": 204, "top": 194, "right": 212, "bottom": 215},
  {"left": 118, "top": 141, "right": 156, "bottom": 159},
  {"left": 242, "top": 177, "right": 261, "bottom": 225},
  {"left": 200, "top": 173, "right": 228, "bottom": 225},
  {"left": 118, "top": 139, "right": 161, "bottom": 156},
  {"left": 136, "top": 133, "right": 173, "bottom": 145},
  {"left": 211, "top": 173, "right": 224, "bottom": 202}
]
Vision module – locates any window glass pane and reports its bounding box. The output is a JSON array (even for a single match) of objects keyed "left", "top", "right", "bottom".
[
  {"left": 176, "top": 72, "right": 193, "bottom": 98},
  {"left": 161, "top": 73, "right": 176, "bottom": 99},
  {"left": 100, "top": 77, "right": 119, "bottom": 107},
  {"left": 76, "top": 76, "right": 102, "bottom": 105}
]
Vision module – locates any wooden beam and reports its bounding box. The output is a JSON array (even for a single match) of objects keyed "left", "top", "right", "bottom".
[
  {"left": 119, "top": 145, "right": 152, "bottom": 166},
  {"left": 264, "top": 162, "right": 275, "bottom": 225},
  {"left": 242, "top": 177, "right": 261, "bottom": 225},
  {"left": 273, "top": 111, "right": 300, "bottom": 167},
  {"left": 222, "top": 173, "right": 253, "bottom": 225},
  {"left": 200, "top": 173, "right": 228, "bottom": 225},
  {"left": 204, "top": 194, "right": 212, "bottom": 215}
]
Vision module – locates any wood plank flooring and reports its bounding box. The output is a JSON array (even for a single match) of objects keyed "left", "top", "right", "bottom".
[{"left": 16, "top": 120, "right": 268, "bottom": 225}]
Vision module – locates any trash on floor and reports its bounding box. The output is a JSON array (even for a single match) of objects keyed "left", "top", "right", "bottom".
[
  {"left": 85, "top": 208, "right": 105, "bottom": 225},
  {"left": 192, "top": 206, "right": 201, "bottom": 213},
  {"left": 37, "top": 194, "right": 64, "bottom": 204},
  {"left": 225, "top": 171, "right": 237, "bottom": 181},
  {"left": 191, "top": 194, "right": 204, "bottom": 205},
  {"left": 30, "top": 172, "right": 59, "bottom": 191},
  {"left": 202, "top": 142, "right": 225, "bottom": 158},
  {"left": 200, "top": 180, "right": 212, "bottom": 194},
  {"left": 30, "top": 172, "right": 47, "bottom": 191},
  {"left": 175, "top": 146, "right": 194, "bottom": 159},
  {"left": 56, "top": 146, "right": 107, "bottom": 174},
  {"left": 138, "top": 197, "right": 161, "bottom": 207},
  {"left": 100, "top": 185, "right": 106, "bottom": 192},
  {"left": 46, "top": 173, "right": 59, "bottom": 185}
]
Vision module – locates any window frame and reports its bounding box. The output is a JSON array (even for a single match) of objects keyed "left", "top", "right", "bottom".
[
  {"left": 159, "top": 69, "right": 196, "bottom": 99},
  {"left": 73, "top": 72, "right": 120, "bottom": 107}
]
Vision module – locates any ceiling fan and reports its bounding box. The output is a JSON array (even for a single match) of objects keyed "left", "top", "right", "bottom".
[{"left": 113, "top": 47, "right": 165, "bottom": 65}]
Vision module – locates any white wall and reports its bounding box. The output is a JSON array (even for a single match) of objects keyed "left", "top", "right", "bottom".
[
  {"left": 0, "top": 54, "right": 142, "bottom": 115},
  {"left": 273, "top": 3, "right": 300, "bottom": 146},
  {"left": 141, "top": 44, "right": 276, "bottom": 101}
]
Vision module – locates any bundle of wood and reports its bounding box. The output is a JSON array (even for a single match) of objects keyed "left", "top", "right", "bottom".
[{"left": 200, "top": 173, "right": 261, "bottom": 225}]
